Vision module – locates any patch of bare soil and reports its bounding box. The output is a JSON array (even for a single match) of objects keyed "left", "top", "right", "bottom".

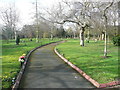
[{"left": 100, "top": 56, "right": 112, "bottom": 59}]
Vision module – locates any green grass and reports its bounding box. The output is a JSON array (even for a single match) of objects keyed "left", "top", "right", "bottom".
[
  {"left": 56, "top": 39, "right": 119, "bottom": 84},
  {"left": 2, "top": 38, "right": 61, "bottom": 88}
]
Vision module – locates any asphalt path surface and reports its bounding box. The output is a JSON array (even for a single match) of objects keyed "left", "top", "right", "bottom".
[{"left": 19, "top": 42, "right": 94, "bottom": 88}]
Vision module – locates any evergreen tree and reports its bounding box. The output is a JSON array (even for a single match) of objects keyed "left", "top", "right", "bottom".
[{"left": 16, "top": 35, "right": 20, "bottom": 45}]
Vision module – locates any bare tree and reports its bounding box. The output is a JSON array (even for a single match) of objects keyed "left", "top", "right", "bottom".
[
  {"left": 37, "top": 0, "right": 116, "bottom": 49},
  {"left": 86, "top": 1, "right": 115, "bottom": 57},
  {"left": 42, "top": 1, "right": 93, "bottom": 46},
  {"left": 109, "top": 2, "right": 118, "bottom": 36},
  {"left": 102, "top": 2, "right": 114, "bottom": 57},
  {"left": 0, "top": 3, "right": 19, "bottom": 41}
]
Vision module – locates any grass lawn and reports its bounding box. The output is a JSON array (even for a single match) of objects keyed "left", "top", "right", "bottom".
[
  {"left": 56, "top": 39, "right": 119, "bottom": 84},
  {"left": 2, "top": 38, "right": 61, "bottom": 88}
]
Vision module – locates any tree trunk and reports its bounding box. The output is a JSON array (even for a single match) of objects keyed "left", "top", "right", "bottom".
[
  {"left": 79, "top": 27, "right": 84, "bottom": 46},
  {"left": 99, "top": 35, "right": 101, "bottom": 41},
  {"left": 73, "top": 31, "right": 76, "bottom": 39},
  {"left": 108, "top": 35, "right": 110, "bottom": 43},
  {"left": 103, "top": 1, "right": 113, "bottom": 57},
  {"left": 97, "top": 35, "right": 100, "bottom": 41},
  {"left": 15, "top": 30, "right": 17, "bottom": 40},
  {"left": 104, "top": 30, "right": 107, "bottom": 57},
  {"left": 102, "top": 33, "right": 104, "bottom": 40},
  {"left": 51, "top": 33, "right": 53, "bottom": 40},
  {"left": 87, "top": 30, "right": 90, "bottom": 43},
  {"left": 36, "top": 30, "right": 39, "bottom": 43}
]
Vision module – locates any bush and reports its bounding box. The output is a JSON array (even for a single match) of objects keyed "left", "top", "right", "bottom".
[
  {"left": 112, "top": 35, "right": 120, "bottom": 46},
  {"left": 16, "top": 35, "right": 20, "bottom": 45}
]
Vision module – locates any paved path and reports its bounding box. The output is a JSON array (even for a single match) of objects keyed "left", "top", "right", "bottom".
[{"left": 19, "top": 43, "right": 95, "bottom": 88}]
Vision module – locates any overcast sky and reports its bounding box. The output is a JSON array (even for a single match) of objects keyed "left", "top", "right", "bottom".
[
  {"left": 0, "top": 0, "right": 61, "bottom": 27},
  {"left": 0, "top": 0, "right": 118, "bottom": 28}
]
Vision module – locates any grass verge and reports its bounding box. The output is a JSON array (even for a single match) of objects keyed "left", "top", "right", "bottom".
[
  {"left": 2, "top": 38, "right": 61, "bottom": 88},
  {"left": 56, "top": 39, "right": 119, "bottom": 84}
]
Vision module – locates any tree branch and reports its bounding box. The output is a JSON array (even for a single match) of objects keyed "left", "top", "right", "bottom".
[{"left": 103, "top": 1, "right": 114, "bottom": 22}]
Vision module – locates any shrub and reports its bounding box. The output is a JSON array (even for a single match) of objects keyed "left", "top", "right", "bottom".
[
  {"left": 16, "top": 35, "right": 20, "bottom": 45},
  {"left": 112, "top": 35, "right": 120, "bottom": 46}
]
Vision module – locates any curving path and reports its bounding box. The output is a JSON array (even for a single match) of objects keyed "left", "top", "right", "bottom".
[{"left": 19, "top": 42, "right": 95, "bottom": 88}]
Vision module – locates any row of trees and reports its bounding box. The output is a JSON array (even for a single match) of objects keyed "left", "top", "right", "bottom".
[
  {"left": 1, "top": 1, "right": 118, "bottom": 40},
  {"left": 19, "top": 23, "right": 117, "bottom": 40},
  {"left": 19, "top": 24, "right": 66, "bottom": 39},
  {"left": 40, "top": 0, "right": 118, "bottom": 57},
  {"left": 0, "top": 0, "right": 119, "bottom": 57}
]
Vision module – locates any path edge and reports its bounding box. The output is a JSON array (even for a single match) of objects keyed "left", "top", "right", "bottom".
[
  {"left": 54, "top": 47, "right": 120, "bottom": 88},
  {"left": 12, "top": 40, "right": 63, "bottom": 90}
]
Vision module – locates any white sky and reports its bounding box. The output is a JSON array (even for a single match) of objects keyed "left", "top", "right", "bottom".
[
  {"left": 0, "top": 0, "right": 119, "bottom": 28},
  {"left": 0, "top": 0, "right": 60, "bottom": 27}
]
